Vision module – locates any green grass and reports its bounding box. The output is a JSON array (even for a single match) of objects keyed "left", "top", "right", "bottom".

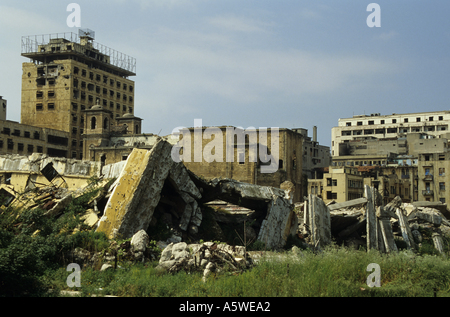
[{"left": 43, "top": 245, "right": 450, "bottom": 297}]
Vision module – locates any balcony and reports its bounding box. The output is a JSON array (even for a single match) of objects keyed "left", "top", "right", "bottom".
[
  {"left": 423, "top": 174, "right": 433, "bottom": 181},
  {"left": 422, "top": 190, "right": 434, "bottom": 196}
]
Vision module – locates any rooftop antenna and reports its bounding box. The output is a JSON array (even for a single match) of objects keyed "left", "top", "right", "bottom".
[{"left": 79, "top": 28, "right": 95, "bottom": 46}]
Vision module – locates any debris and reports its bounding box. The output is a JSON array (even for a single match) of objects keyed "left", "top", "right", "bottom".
[
  {"left": 96, "top": 140, "right": 202, "bottom": 239},
  {"left": 157, "top": 241, "right": 248, "bottom": 281}
]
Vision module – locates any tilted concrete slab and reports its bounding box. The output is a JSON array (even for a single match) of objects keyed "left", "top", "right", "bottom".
[{"left": 96, "top": 140, "right": 203, "bottom": 239}]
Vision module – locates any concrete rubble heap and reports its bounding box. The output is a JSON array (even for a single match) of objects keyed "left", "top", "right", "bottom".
[
  {"left": 2, "top": 140, "right": 449, "bottom": 278},
  {"left": 157, "top": 241, "right": 248, "bottom": 282},
  {"left": 297, "top": 185, "right": 450, "bottom": 253},
  {"left": 95, "top": 139, "right": 297, "bottom": 250}
]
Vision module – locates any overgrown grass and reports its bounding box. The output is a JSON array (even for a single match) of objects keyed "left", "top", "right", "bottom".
[
  {"left": 44, "top": 245, "right": 450, "bottom": 297},
  {"left": 0, "top": 184, "right": 110, "bottom": 297}
]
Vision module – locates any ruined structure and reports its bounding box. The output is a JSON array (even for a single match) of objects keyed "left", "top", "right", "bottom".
[
  {"left": 95, "top": 139, "right": 297, "bottom": 249},
  {"left": 173, "top": 126, "right": 304, "bottom": 202},
  {"left": 21, "top": 30, "right": 136, "bottom": 159}
]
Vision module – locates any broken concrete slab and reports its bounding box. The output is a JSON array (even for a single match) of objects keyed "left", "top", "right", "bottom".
[
  {"left": 396, "top": 208, "right": 416, "bottom": 251},
  {"left": 365, "top": 185, "right": 378, "bottom": 251},
  {"left": 328, "top": 197, "right": 367, "bottom": 211},
  {"left": 96, "top": 140, "right": 203, "bottom": 240},
  {"left": 412, "top": 201, "right": 449, "bottom": 219},
  {"left": 377, "top": 216, "right": 398, "bottom": 253},
  {"left": 257, "top": 195, "right": 296, "bottom": 250},
  {"left": 432, "top": 233, "right": 444, "bottom": 253},
  {"left": 304, "top": 194, "right": 331, "bottom": 249},
  {"left": 415, "top": 208, "right": 443, "bottom": 226}
]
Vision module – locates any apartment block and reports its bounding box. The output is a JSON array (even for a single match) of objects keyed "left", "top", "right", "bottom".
[{"left": 331, "top": 111, "right": 450, "bottom": 157}]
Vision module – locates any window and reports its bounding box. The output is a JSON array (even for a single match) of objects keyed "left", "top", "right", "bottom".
[
  {"left": 392, "top": 119, "right": 397, "bottom": 123},
  {"left": 27, "top": 145, "right": 33, "bottom": 153},
  {"left": 416, "top": 117, "right": 421, "bottom": 122},
  {"left": 439, "top": 168, "right": 445, "bottom": 176},
  {"left": 24, "top": 131, "right": 30, "bottom": 138},
  {"left": 429, "top": 116, "right": 434, "bottom": 121},
  {"left": 91, "top": 117, "right": 97, "bottom": 129},
  {"left": 12, "top": 129, "right": 20, "bottom": 137},
  {"left": 81, "top": 69, "right": 86, "bottom": 77},
  {"left": 404, "top": 118, "right": 408, "bottom": 123},
  {"left": 390, "top": 186, "right": 396, "bottom": 195},
  {"left": 239, "top": 152, "right": 245, "bottom": 164},
  {"left": 34, "top": 131, "right": 40, "bottom": 140},
  {"left": 74, "top": 67, "right": 79, "bottom": 74},
  {"left": 346, "top": 122, "right": 352, "bottom": 126},
  {"left": 368, "top": 120, "right": 374, "bottom": 125},
  {"left": 36, "top": 103, "right": 43, "bottom": 111},
  {"left": 357, "top": 121, "right": 362, "bottom": 126},
  {"left": 72, "top": 127, "right": 77, "bottom": 135},
  {"left": 380, "top": 120, "right": 385, "bottom": 124},
  {"left": 18, "top": 143, "right": 24, "bottom": 152},
  {"left": 439, "top": 154, "right": 445, "bottom": 161},
  {"left": 89, "top": 72, "right": 94, "bottom": 80},
  {"left": 37, "top": 146, "right": 43, "bottom": 153},
  {"left": 439, "top": 182, "right": 445, "bottom": 191},
  {"left": 440, "top": 198, "right": 446, "bottom": 204},
  {"left": 48, "top": 91, "right": 55, "bottom": 98},
  {"left": 7, "top": 139, "right": 13, "bottom": 150},
  {"left": 279, "top": 160, "right": 284, "bottom": 169},
  {"left": 48, "top": 103, "right": 55, "bottom": 110},
  {"left": 439, "top": 116, "right": 444, "bottom": 121},
  {"left": 424, "top": 155, "right": 430, "bottom": 161},
  {"left": 36, "top": 91, "right": 43, "bottom": 98}
]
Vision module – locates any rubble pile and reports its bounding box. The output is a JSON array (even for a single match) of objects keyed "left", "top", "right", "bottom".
[
  {"left": 95, "top": 139, "right": 296, "bottom": 250},
  {"left": 157, "top": 241, "right": 248, "bottom": 281},
  {"left": 296, "top": 185, "right": 450, "bottom": 253}
]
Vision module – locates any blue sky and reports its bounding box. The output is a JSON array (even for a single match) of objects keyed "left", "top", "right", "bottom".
[{"left": 1, "top": 1, "right": 450, "bottom": 147}]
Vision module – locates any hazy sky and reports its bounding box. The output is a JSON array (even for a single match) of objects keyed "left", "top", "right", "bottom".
[{"left": 1, "top": 1, "right": 450, "bottom": 147}]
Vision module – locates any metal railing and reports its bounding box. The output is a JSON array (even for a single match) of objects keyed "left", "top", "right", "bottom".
[{"left": 21, "top": 33, "right": 136, "bottom": 74}]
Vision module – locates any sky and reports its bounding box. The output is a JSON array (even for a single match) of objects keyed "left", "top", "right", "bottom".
[{"left": 1, "top": 0, "right": 450, "bottom": 147}]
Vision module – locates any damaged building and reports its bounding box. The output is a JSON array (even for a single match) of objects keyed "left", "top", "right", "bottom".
[{"left": 21, "top": 29, "right": 136, "bottom": 159}]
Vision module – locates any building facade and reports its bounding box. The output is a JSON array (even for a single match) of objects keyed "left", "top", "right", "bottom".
[
  {"left": 331, "top": 111, "right": 450, "bottom": 157},
  {"left": 173, "top": 126, "right": 304, "bottom": 202},
  {"left": 20, "top": 32, "right": 136, "bottom": 159}
]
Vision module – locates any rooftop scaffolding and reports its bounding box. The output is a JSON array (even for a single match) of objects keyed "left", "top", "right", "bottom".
[{"left": 21, "top": 32, "right": 136, "bottom": 76}]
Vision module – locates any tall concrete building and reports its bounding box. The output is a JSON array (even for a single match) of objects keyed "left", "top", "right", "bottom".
[{"left": 20, "top": 30, "right": 136, "bottom": 159}]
